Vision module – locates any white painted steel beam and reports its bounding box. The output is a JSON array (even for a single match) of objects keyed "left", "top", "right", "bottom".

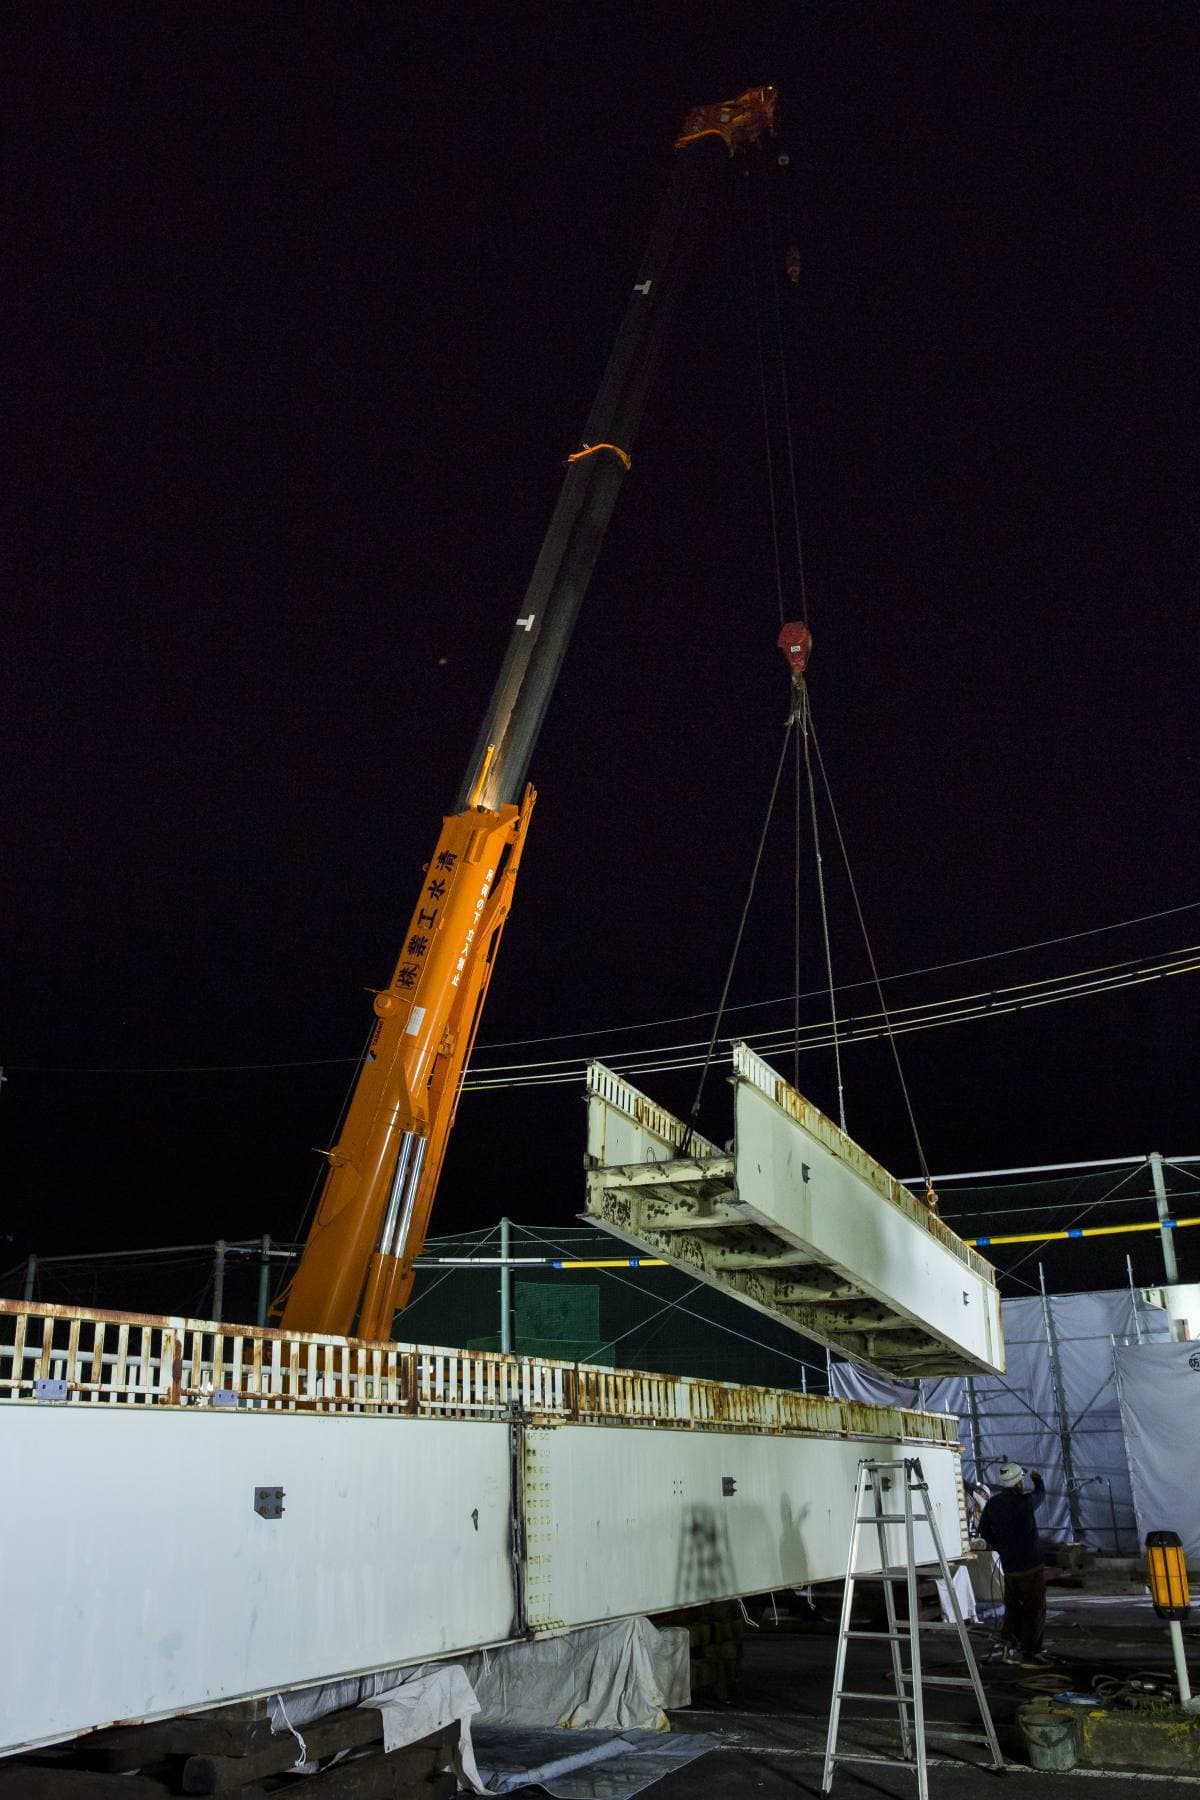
[
  {"left": 0, "top": 1404, "right": 517, "bottom": 1755},
  {"left": 584, "top": 1046, "right": 1005, "bottom": 1378},
  {"left": 522, "top": 1424, "right": 964, "bottom": 1631},
  {"left": 0, "top": 1299, "right": 966, "bottom": 1759},
  {"left": 0, "top": 1400, "right": 963, "bottom": 1756}
]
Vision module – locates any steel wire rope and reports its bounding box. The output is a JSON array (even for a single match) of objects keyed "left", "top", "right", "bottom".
[
  {"left": 800, "top": 683, "right": 845, "bottom": 1126},
  {"left": 765, "top": 169, "right": 814, "bottom": 1105},
  {"left": 681, "top": 713, "right": 795, "bottom": 1152},
  {"left": 743, "top": 162, "right": 787, "bottom": 627},
  {"left": 462, "top": 944, "right": 1200, "bottom": 1090},
  {"left": 807, "top": 700, "right": 944, "bottom": 1195},
  {"left": 586, "top": 1278, "right": 709, "bottom": 1365},
  {"left": 466, "top": 934, "right": 1200, "bottom": 1083},
  {"left": 10, "top": 901, "right": 1199, "bottom": 1075},
  {"left": 727, "top": 941, "right": 1200, "bottom": 1058},
  {"left": 400, "top": 1223, "right": 502, "bottom": 1323},
  {"left": 944, "top": 1190, "right": 1162, "bottom": 1222},
  {"left": 768, "top": 181, "right": 810, "bottom": 629},
  {"left": 473, "top": 897, "right": 1200, "bottom": 1051},
  {"left": 997, "top": 1164, "right": 1149, "bottom": 1284},
  {"left": 277, "top": 1017, "right": 380, "bottom": 1310},
  {"left": 794, "top": 714, "right": 802, "bottom": 1091},
  {"left": 464, "top": 965, "right": 1199, "bottom": 1091},
  {"left": 749, "top": 155, "right": 819, "bottom": 1110}
]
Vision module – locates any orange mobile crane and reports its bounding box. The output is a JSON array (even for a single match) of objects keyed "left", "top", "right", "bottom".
[{"left": 280, "top": 88, "right": 778, "bottom": 1340}]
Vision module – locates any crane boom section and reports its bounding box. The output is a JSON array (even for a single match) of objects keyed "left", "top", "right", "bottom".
[
  {"left": 281, "top": 794, "right": 531, "bottom": 1336},
  {"left": 457, "top": 86, "right": 777, "bottom": 814},
  {"left": 280, "top": 87, "right": 776, "bottom": 1339}
]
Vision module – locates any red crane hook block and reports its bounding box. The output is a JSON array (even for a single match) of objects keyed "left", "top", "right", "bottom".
[{"left": 777, "top": 620, "right": 813, "bottom": 678}]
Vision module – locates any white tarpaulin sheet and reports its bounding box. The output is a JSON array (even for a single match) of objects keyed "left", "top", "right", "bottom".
[
  {"left": 459, "top": 1620, "right": 690, "bottom": 1731},
  {"left": 470, "top": 1727, "right": 718, "bottom": 1797},
  {"left": 830, "top": 1287, "right": 1168, "bottom": 1551},
  {"left": 269, "top": 1619, "right": 691, "bottom": 1794},
  {"left": 1114, "top": 1340, "right": 1200, "bottom": 1564}
]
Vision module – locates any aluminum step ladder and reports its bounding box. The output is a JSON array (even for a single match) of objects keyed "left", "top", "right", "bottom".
[{"left": 822, "top": 1456, "right": 1004, "bottom": 1798}]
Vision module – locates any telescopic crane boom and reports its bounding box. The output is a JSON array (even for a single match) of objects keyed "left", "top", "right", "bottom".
[{"left": 280, "top": 86, "right": 777, "bottom": 1340}]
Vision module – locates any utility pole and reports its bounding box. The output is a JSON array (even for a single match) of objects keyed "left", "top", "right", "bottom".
[
  {"left": 1127, "top": 1254, "right": 1145, "bottom": 1343},
  {"left": 1149, "top": 1152, "right": 1180, "bottom": 1284},
  {"left": 256, "top": 1235, "right": 272, "bottom": 1328},
  {"left": 22, "top": 1254, "right": 36, "bottom": 1302},
  {"left": 499, "top": 1217, "right": 512, "bottom": 1354},
  {"left": 212, "top": 1240, "right": 227, "bottom": 1323},
  {"left": 1039, "top": 1263, "right": 1083, "bottom": 1539},
  {"left": 964, "top": 1375, "right": 985, "bottom": 1484}
]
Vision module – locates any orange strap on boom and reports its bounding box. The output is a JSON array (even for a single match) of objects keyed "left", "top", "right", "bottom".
[{"left": 567, "top": 442, "right": 632, "bottom": 471}]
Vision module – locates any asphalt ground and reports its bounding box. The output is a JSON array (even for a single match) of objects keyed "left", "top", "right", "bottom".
[{"left": 645, "top": 1596, "right": 1200, "bottom": 1800}]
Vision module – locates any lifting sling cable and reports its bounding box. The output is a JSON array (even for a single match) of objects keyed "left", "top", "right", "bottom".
[
  {"left": 805, "top": 697, "right": 938, "bottom": 1202},
  {"left": 760, "top": 173, "right": 828, "bottom": 1103},
  {"left": 680, "top": 711, "right": 795, "bottom": 1154},
  {"left": 277, "top": 1017, "right": 377, "bottom": 1307},
  {"left": 683, "top": 154, "right": 834, "bottom": 1150},
  {"left": 750, "top": 144, "right": 932, "bottom": 1188},
  {"left": 745, "top": 165, "right": 788, "bottom": 628},
  {"left": 745, "top": 153, "right": 846, "bottom": 1122},
  {"left": 761, "top": 167, "right": 848, "bottom": 1116},
  {"left": 767, "top": 175, "right": 810, "bottom": 629},
  {"left": 800, "top": 683, "right": 846, "bottom": 1128},
  {"left": 794, "top": 703, "right": 803, "bottom": 1090}
]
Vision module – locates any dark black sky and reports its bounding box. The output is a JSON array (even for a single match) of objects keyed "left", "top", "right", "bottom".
[{"left": 5, "top": 2, "right": 1197, "bottom": 1303}]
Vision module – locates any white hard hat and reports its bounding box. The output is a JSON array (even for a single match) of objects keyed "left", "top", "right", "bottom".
[{"left": 998, "top": 1461, "right": 1025, "bottom": 1488}]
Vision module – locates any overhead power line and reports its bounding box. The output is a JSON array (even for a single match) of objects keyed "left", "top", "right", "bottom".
[
  {"left": 462, "top": 942, "right": 1200, "bottom": 1092},
  {"left": 476, "top": 897, "right": 1200, "bottom": 1051},
  {"left": 5, "top": 901, "right": 1197, "bottom": 1077}
]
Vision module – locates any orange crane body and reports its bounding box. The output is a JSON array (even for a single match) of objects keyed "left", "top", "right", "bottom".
[{"left": 281, "top": 790, "right": 533, "bottom": 1338}]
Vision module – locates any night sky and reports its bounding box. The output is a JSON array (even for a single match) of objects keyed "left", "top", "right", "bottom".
[{"left": 5, "top": 3, "right": 1197, "bottom": 1309}]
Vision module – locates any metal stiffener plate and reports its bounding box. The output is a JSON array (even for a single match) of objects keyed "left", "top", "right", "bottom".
[{"left": 254, "top": 1486, "right": 285, "bottom": 1520}]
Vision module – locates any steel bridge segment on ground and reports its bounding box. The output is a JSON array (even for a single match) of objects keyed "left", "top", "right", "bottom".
[{"left": 0, "top": 1299, "right": 965, "bottom": 1758}]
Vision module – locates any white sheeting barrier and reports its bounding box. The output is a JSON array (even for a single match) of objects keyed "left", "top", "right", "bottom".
[
  {"left": 831, "top": 1286, "right": 1169, "bottom": 1550},
  {"left": 1114, "top": 1340, "right": 1200, "bottom": 1564}
]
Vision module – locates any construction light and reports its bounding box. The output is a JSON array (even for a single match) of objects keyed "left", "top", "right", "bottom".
[{"left": 1146, "top": 1531, "right": 1191, "bottom": 1621}]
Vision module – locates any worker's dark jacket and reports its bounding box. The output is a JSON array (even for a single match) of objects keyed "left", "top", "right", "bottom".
[{"left": 978, "top": 1476, "right": 1046, "bottom": 1575}]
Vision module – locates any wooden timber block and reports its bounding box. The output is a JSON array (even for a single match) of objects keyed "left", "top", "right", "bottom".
[
  {"left": 0, "top": 1768, "right": 266, "bottom": 1800},
  {"left": 181, "top": 1705, "right": 396, "bottom": 1792},
  {"left": 83, "top": 1713, "right": 276, "bottom": 1760},
  {"left": 272, "top": 1741, "right": 451, "bottom": 1798}
]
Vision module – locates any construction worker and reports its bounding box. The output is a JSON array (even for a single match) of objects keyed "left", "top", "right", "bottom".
[{"left": 978, "top": 1463, "right": 1049, "bottom": 1665}]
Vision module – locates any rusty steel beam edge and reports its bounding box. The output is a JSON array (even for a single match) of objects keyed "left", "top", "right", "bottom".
[{"left": 0, "top": 1297, "right": 961, "bottom": 1446}]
